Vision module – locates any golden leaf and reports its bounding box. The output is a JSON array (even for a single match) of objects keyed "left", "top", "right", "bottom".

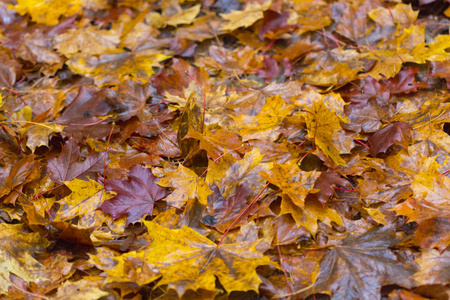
[{"left": 11, "top": 0, "right": 82, "bottom": 25}]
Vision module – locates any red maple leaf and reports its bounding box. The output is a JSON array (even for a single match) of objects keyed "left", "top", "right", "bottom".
[
  {"left": 99, "top": 165, "right": 169, "bottom": 225},
  {"left": 368, "top": 122, "right": 412, "bottom": 157}
]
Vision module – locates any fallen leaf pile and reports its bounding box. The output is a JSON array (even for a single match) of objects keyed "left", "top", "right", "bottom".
[{"left": 0, "top": 0, "right": 449, "bottom": 299}]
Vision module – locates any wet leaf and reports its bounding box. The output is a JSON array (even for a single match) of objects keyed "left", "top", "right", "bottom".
[
  {"left": 10, "top": 0, "right": 82, "bottom": 25},
  {"left": 157, "top": 163, "right": 213, "bottom": 207},
  {"left": 0, "top": 223, "right": 51, "bottom": 293},
  {"left": 313, "top": 226, "right": 418, "bottom": 300},
  {"left": 91, "top": 221, "right": 273, "bottom": 296},
  {"left": 47, "top": 138, "right": 105, "bottom": 182},
  {"left": 99, "top": 165, "right": 169, "bottom": 225},
  {"left": 368, "top": 122, "right": 412, "bottom": 157}
]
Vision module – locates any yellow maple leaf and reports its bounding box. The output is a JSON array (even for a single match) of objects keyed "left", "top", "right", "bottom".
[
  {"left": 221, "top": 1, "right": 271, "bottom": 32},
  {"left": 0, "top": 223, "right": 51, "bottom": 293},
  {"left": 236, "top": 95, "right": 294, "bottom": 141},
  {"left": 90, "top": 221, "right": 274, "bottom": 296},
  {"left": 301, "top": 48, "right": 365, "bottom": 86},
  {"left": 11, "top": 0, "right": 82, "bottom": 25},
  {"left": 157, "top": 164, "right": 213, "bottom": 207},
  {"left": 54, "top": 178, "right": 105, "bottom": 221},
  {"left": 54, "top": 26, "right": 120, "bottom": 57},
  {"left": 305, "top": 99, "right": 349, "bottom": 166},
  {"left": 186, "top": 127, "right": 242, "bottom": 159},
  {"left": 206, "top": 148, "right": 271, "bottom": 198},
  {"left": 412, "top": 34, "right": 450, "bottom": 63},
  {"left": 67, "top": 49, "right": 172, "bottom": 86},
  {"left": 166, "top": 4, "right": 201, "bottom": 27},
  {"left": 259, "top": 160, "right": 320, "bottom": 208},
  {"left": 280, "top": 196, "right": 343, "bottom": 234},
  {"left": 19, "top": 122, "right": 65, "bottom": 153}
]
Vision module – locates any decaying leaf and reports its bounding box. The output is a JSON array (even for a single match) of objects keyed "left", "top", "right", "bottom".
[
  {"left": 100, "top": 165, "right": 169, "bottom": 225},
  {"left": 11, "top": 0, "right": 82, "bottom": 25},
  {"left": 157, "top": 163, "right": 212, "bottom": 207},
  {"left": 313, "top": 226, "right": 418, "bottom": 300},
  {"left": 2, "top": 0, "right": 450, "bottom": 298},
  {"left": 90, "top": 221, "right": 273, "bottom": 296},
  {"left": 0, "top": 223, "right": 51, "bottom": 294}
]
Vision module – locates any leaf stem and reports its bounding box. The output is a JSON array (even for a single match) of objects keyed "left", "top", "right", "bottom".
[
  {"left": 333, "top": 186, "right": 357, "bottom": 192},
  {"left": 261, "top": 39, "right": 277, "bottom": 55},
  {"left": 0, "top": 120, "right": 59, "bottom": 131},
  {"left": 297, "top": 138, "right": 308, "bottom": 148},
  {"left": 277, "top": 245, "right": 292, "bottom": 293},
  {"left": 200, "top": 145, "right": 245, "bottom": 178},
  {"left": 103, "top": 122, "right": 115, "bottom": 188},
  {"left": 354, "top": 138, "right": 370, "bottom": 150},
  {"left": 217, "top": 181, "right": 270, "bottom": 246},
  {"left": 273, "top": 283, "right": 315, "bottom": 299}
]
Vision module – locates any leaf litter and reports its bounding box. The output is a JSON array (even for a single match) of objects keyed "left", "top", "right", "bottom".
[{"left": 0, "top": 0, "right": 449, "bottom": 299}]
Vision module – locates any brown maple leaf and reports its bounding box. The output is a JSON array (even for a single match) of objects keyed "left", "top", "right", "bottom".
[
  {"left": 99, "top": 165, "right": 169, "bottom": 225},
  {"left": 312, "top": 226, "right": 418, "bottom": 300},
  {"left": 47, "top": 138, "right": 105, "bottom": 182},
  {"left": 368, "top": 122, "right": 412, "bottom": 157}
]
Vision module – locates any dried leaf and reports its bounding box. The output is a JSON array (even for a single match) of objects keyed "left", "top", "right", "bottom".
[{"left": 99, "top": 165, "right": 169, "bottom": 225}]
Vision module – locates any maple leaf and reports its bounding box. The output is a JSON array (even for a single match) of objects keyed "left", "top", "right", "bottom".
[
  {"left": 395, "top": 172, "right": 450, "bottom": 253},
  {"left": 54, "top": 26, "right": 121, "bottom": 57},
  {"left": 235, "top": 94, "right": 294, "bottom": 141},
  {"left": 256, "top": 55, "right": 281, "bottom": 80},
  {"left": 382, "top": 67, "right": 428, "bottom": 94},
  {"left": 175, "top": 12, "right": 225, "bottom": 42},
  {"left": 157, "top": 163, "right": 213, "bottom": 207},
  {"left": 10, "top": 0, "right": 82, "bottom": 25},
  {"left": 413, "top": 249, "right": 450, "bottom": 286},
  {"left": 47, "top": 138, "right": 105, "bottom": 183},
  {"left": 305, "top": 99, "right": 349, "bottom": 166},
  {"left": 67, "top": 49, "right": 172, "bottom": 86},
  {"left": 311, "top": 226, "right": 418, "bottom": 300},
  {"left": 301, "top": 48, "right": 365, "bottom": 86},
  {"left": 220, "top": 2, "right": 271, "bottom": 32},
  {"left": 340, "top": 76, "right": 390, "bottom": 107},
  {"left": 185, "top": 127, "right": 242, "bottom": 160},
  {"left": 0, "top": 155, "right": 39, "bottom": 199},
  {"left": 19, "top": 122, "right": 64, "bottom": 153},
  {"left": 207, "top": 183, "right": 253, "bottom": 233},
  {"left": 259, "top": 160, "right": 320, "bottom": 208},
  {"left": 18, "top": 32, "right": 64, "bottom": 73},
  {"left": 0, "top": 223, "right": 51, "bottom": 294},
  {"left": 55, "top": 178, "right": 105, "bottom": 221},
  {"left": 206, "top": 148, "right": 271, "bottom": 199},
  {"left": 0, "top": 52, "right": 19, "bottom": 88},
  {"left": 166, "top": 4, "right": 201, "bottom": 27},
  {"left": 282, "top": 196, "right": 343, "bottom": 235},
  {"left": 313, "top": 170, "right": 353, "bottom": 205},
  {"left": 273, "top": 214, "right": 311, "bottom": 246},
  {"left": 259, "top": 10, "right": 294, "bottom": 40},
  {"left": 90, "top": 221, "right": 273, "bottom": 296},
  {"left": 99, "top": 165, "right": 169, "bottom": 225},
  {"left": 54, "top": 278, "right": 108, "bottom": 299},
  {"left": 368, "top": 3, "right": 418, "bottom": 30},
  {"left": 368, "top": 122, "right": 412, "bottom": 157},
  {"left": 198, "top": 45, "right": 261, "bottom": 77},
  {"left": 358, "top": 157, "right": 413, "bottom": 205},
  {"left": 412, "top": 34, "right": 450, "bottom": 63}
]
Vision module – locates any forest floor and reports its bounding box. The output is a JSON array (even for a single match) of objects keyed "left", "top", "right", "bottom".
[{"left": 0, "top": 0, "right": 449, "bottom": 299}]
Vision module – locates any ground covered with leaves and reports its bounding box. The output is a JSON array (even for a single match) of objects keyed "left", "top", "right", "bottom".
[{"left": 0, "top": 0, "right": 449, "bottom": 299}]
